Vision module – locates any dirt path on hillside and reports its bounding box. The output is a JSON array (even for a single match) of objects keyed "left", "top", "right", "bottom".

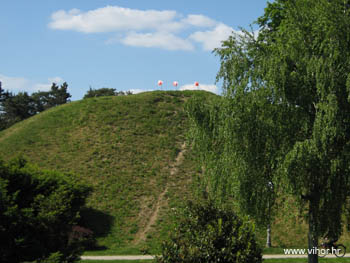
[{"left": 133, "top": 142, "right": 186, "bottom": 244}]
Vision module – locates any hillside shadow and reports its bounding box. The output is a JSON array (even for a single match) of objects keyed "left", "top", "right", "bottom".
[{"left": 79, "top": 207, "right": 115, "bottom": 250}]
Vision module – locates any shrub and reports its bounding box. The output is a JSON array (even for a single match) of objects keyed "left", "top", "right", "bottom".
[
  {"left": 0, "top": 157, "right": 91, "bottom": 263},
  {"left": 156, "top": 199, "right": 262, "bottom": 263}
]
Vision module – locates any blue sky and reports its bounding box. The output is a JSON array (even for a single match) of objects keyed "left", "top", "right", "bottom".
[{"left": 1, "top": 1, "right": 270, "bottom": 100}]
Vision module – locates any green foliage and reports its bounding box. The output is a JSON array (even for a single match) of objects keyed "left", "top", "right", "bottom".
[
  {"left": 0, "top": 157, "right": 91, "bottom": 263},
  {"left": 188, "top": 37, "right": 298, "bottom": 238},
  {"left": 186, "top": 96, "right": 233, "bottom": 202},
  {"left": 156, "top": 199, "right": 262, "bottom": 263},
  {"left": 83, "top": 87, "right": 132, "bottom": 99}
]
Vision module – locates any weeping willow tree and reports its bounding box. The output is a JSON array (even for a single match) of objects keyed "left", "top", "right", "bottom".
[
  {"left": 188, "top": 1, "right": 350, "bottom": 262},
  {"left": 187, "top": 72, "right": 297, "bottom": 248}
]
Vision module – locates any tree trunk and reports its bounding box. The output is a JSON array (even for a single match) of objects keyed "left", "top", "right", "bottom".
[
  {"left": 308, "top": 201, "right": 319, "bottom": 263},
  {"left": 266, "top": 223, "right": 271, "bottom": 248}
]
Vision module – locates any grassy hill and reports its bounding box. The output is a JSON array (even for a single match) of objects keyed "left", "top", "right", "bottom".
[
  {"left": 0, "top": 90, "right": 212, "bottom": 254},
  {"left": 1, "top": 89, "right": 350, "bottom": 255}
]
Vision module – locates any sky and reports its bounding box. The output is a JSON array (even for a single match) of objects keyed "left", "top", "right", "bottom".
[{"left": 0, "top": 1, "right": 270, "bottom": 100}]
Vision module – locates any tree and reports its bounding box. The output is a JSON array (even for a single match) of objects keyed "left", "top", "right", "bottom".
[
  {"left": 0, "top": 158, "right": 91, "bottom": 263},
  {"left": 186, "top": 24, "right": 297, "bottom": 248},
  {"left": 256, "top": 1, "right": 350, "bottom": 263},
  {"left": 189, "top": 1, "right": 350, "bottom": 262},
  {"left": 49, "top": 82, "right": 71, "bottom": 106},
  {"left": 187, "top": 84, "right": 294, "bottom": 248}
]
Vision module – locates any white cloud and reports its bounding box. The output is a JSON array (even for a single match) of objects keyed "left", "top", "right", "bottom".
[
  {"left": 180, "top": 83, "right": 219, "bottom": 94},
  {"left": 190, "top": 24, "right": 234, "bottom": 51},
  {"left": 49, "top": 7, "right": 219, "bottom": 34},
  {"left": 49, "top": 6, "right": 181, "bottom": 33},
  {"left": 49, "top": 5, "right": 236, "bottom": 51},
  {"left": 181, "top": 14, "right": 217, "bottom": 27},
  {"left": 121, "top": 32, "right": 194, "bottom": 51},
  {"left": 0, "top": 74, "right": 64, "bottom": 93}
]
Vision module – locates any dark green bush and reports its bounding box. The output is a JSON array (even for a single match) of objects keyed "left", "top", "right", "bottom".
[
  {"left": 156, "top": 200, "right": 262, "bottom": 263},
  {"left": 0, "top": 157, "right": 91, "bottom": 263}
]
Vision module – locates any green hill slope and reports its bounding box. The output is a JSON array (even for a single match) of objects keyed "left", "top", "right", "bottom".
[{"left": 0, "top": 90, "right": 212, "bottom": 254}]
